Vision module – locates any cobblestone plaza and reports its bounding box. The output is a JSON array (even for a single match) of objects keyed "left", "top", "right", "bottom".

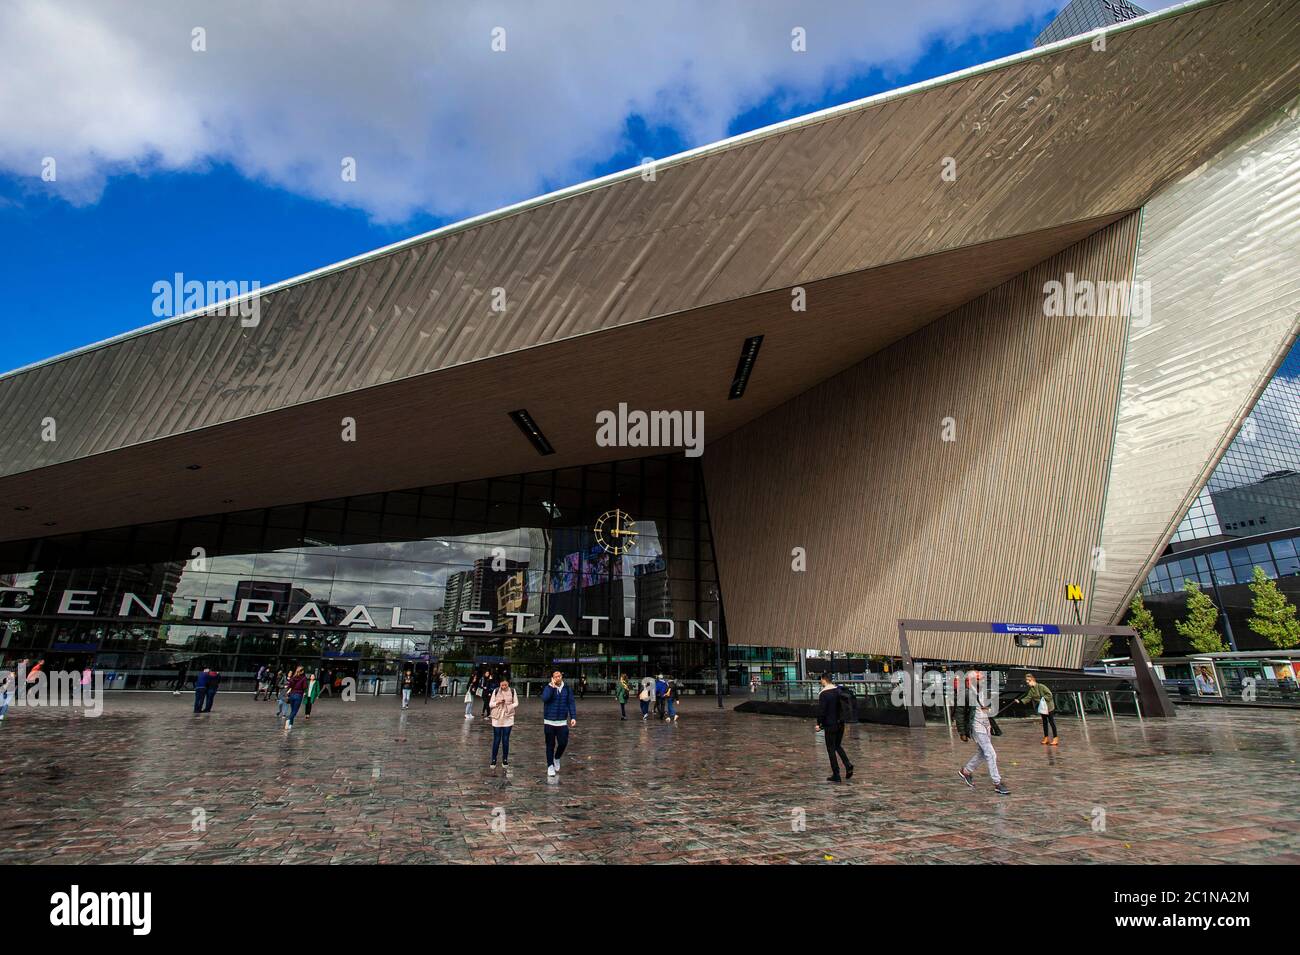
[{"left": 2, "top": 695, "right": 1296, "bottom": 865}]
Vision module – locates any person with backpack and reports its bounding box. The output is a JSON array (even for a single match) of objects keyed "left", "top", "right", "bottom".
[
  {"left": 489, "top": 677, "right": 519, "bottom": 769},
  {"left": 654, "top": 674, "right": 668, "bottom": 721},
  {"left": 639, "top": 676, "right": 654, "bottom": 721},
  {"left": 1016, "top": 673, "right": 1058, "bottom": 746},
  {"left": 814, "top": 674, "right": 854, "bottom": 783},
  {"left": 957, "top": 672, "right": 1010, "bottom": 795}
]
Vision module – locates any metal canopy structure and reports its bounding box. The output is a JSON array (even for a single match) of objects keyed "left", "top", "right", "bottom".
[{"left": 1, "top": 0, "right": 1298, "bottom": 545}]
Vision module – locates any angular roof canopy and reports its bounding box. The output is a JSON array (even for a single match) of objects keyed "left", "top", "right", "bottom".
[{"left": 1, "top": 0, "right": 1298, "bottom": 543}]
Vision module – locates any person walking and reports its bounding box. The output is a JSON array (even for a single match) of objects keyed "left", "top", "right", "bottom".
[
  {"left": 578, "top": 674, "right": 588, "bottom": 699},
  {"left": 275, "top": 670, "right": 290, "bottom": 720},
  {"left": 199, "top": 668, "right": 221, "bottom": 713},
  {"left": 957, "top": 674, "right": 1010, "bottom": 795},
  {"left": 489, "top": 677, "right": 519, "bottom": 769},
  {"left": 283, "top": 666, "right": 308, "bottom": 731},
  {"left": 400, "top": 668, "right": 413, "bottom": 709},
  {"left": 304, "top": 671, "right": 321, "bottom": 720},
  {"left": 172, "top": 661, "right": 189, "bottom": 696},
  {"left": 638, "top": 676, "right": 654, "bottom": 721},
  {"left": 665, "top": 676, "right": 680, "bottom": 723},
  {"left": 541, "top": 670, "right": 577, "bottom": 777},
  {"left": 0, "top": 664, "right": 14, "bottom": 723},
  {"left": 439, "top": 671, "right": 449, "bottom": 698},
  {"left": 479, "top": 669, "right": 495, "bottom": 719},
  {"left": 614, "top": 673, "right": 630, "bottom": 720},
  {"left": 814, "top": 674, "right": 854, "bottom": 783},
  {"left": 1017, "top": 673, "right": 1058, "bottom": 746},
  {"left": 654, "top": 674, "right": 668, "bottom": 721},
  {"left": 463, "top": 676, "right": 476, "bottom": 720},
  {"left": 193, "top": 667, "right": 211, "bottom": 714}
]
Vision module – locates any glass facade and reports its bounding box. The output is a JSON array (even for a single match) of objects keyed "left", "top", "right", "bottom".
[
  {"left": 1170, "top": 339, "right": 1300, "bottom": 545},
  {"left": 0, "top": 454, "right": 725, "bottom": 693}
]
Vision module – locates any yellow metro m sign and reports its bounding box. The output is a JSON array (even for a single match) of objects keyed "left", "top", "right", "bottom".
[{"left": 1065, "top": 583, "right": 1084, "bottom": 602}]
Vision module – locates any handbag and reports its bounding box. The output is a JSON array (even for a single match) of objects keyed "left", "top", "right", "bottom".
[
  {"left": 1037, "top": 698, "right": 1049, "bottom": 715},
  {"left": 464, "top": 690, "right": 473, "bottom": 703},
  {"left": 638, "top": 689, "right": 650, "bottom": 702}
]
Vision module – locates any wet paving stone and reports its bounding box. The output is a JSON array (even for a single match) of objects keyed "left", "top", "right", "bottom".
[{"left": 0, "top": 693, "right": 1297, "bottom": 864}]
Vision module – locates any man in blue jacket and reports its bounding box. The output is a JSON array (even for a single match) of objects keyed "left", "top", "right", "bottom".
[
  {"left": 541, "top": 670, "right": 577, "bottom": 777},
  {"left": 193, "top": 668, "right": 210, "bottom": 714}
]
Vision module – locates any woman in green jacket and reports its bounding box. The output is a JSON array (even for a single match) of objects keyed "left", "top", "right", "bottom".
[
  {"left": 614, "top": 673, "right": 631, "bottom": 720},
  {"left": 304, "top": 672, "right": 322, "bottom": 720},
  {"left": 1018, "top": 673, "right": 1057, "bottom": 745}
]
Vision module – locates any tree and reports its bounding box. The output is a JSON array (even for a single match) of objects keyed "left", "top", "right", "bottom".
[
  {"left": 1174, "top": 580, "right": 1228, "bottom": 654},
  {"left": 1247, "top": 565, "right": 1300, "bottom": 649},
  {"left": 1124, "top": 592, "right": 1164, "bottom": 659}
]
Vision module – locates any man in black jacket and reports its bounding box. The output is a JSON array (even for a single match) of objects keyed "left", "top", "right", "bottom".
[{"left": 815, "top": 674, "right": 854, "bottom": 783}]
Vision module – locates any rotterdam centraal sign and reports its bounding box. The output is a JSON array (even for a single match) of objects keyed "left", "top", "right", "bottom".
[{"left": 0, "top": 587, "right": 715, "bottom": 640}]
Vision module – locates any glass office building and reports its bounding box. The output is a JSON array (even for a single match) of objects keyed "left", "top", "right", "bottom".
[
  {"left": 1139, "top": 340, "right": 1300, "bottom": 651},
  {"left": 0, "top": 454, "right": 725, "bottom": 692}
]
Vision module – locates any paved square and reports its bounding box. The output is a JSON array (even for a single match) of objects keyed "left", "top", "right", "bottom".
[{"left": 2, "top": 692, "right": 1298, "bottom": 864}]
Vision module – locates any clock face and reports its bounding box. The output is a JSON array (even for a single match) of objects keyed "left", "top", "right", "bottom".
[{"left": 593, "top": 508, "right": 638, "bottom": 555}]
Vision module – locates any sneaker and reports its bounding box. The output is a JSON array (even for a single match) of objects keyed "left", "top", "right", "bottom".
[
  {"left": 501, "top": 761, "right": 508, "bottom": 768},
  {"left": 464, "top": 714, "right": 474, "bottom": 720},
  {"left": 845, "top": 765, "right": 854, "bottom": 780},
  {"left": 285, "top": 723, "right": 293, "bottom": 732},
  {"left": 958, "top": 769, "right": 975, "bottom": 789},
  {"left": 993, "top": 782, "right": 1010, "bottom": 795},
  {"left": 489, "top": 762, "right": 496, "bottom": 769},
  {"left": 547, "top": 764, "right": 556, "bottom": 777},
  {"left": 553, "top": 758, "right": 561, "bottom": 773},
  {"left": 826, "top": 775, "right": 842, "bottom": 783}
]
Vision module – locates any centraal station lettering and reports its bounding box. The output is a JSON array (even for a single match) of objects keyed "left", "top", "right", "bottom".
[{"left": 0, "top": 587, "right": 715, "bottom": 640}]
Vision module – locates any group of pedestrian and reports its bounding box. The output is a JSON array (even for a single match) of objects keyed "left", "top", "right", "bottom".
[
  {"left": 634, "top": 673, "right": 680, "bottom": 722},
  {"left": 466, "top": 667, "right": 510, "bottom": 720},
  {"left": 809, "top": 670, "right": 1058, "bottom": 793},
  {"left": 953, "top": 671, "right": 1059, "bottom": 796},
  {"left": 192, "top": 667, "right": 221, "bottom": 714}
]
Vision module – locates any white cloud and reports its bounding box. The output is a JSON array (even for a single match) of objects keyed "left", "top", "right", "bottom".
[{"left": 0, "top": 0, "right": 1072, "bottom": 222}]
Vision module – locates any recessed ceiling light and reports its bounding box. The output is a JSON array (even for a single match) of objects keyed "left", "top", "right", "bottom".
[
  {"left": 508, "top": 409, "right": 555, "bottom": 456},
  {"left": 728, "top": 335, "right": 764, "bottom": 400}
]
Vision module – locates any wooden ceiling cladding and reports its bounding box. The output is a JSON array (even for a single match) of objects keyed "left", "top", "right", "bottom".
[
  {"left": 0, "top": 216, "right": 1121, "bottom": 543},
  {"left": 703, "top": 214, "right": 1142, "bottom": 665},
  {"left": 1, "top": 0, "right": 1297, "bottom": 485}
]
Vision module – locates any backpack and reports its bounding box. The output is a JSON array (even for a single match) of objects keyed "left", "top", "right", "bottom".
[{"left": 836, "top": 686, "right": 857, "bottom": 724}]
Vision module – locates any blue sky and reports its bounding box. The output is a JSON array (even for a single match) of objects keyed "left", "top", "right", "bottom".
[{"left": 0, "top": 1, "right": 1104, "bottom": 374}]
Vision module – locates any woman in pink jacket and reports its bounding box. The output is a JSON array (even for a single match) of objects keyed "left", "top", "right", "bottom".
[{"left": 488, "top": 677, "right": 519, "bottom": 770}]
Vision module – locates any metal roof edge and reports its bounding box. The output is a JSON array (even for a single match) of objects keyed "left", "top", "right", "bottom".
[{"left": 0, "top": 0, "right": 1224, "bottom": 383}]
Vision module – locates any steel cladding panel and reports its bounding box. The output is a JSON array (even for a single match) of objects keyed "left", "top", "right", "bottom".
[
  {"left": 705, "top": 216, "right": 1141, "bottom": 665},
  {"left": 1089, "top": 99, "right": 1300, "bottom": 625},
  {"left": 1, "top": 0, "right": 1298, "bottom": 484}
]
